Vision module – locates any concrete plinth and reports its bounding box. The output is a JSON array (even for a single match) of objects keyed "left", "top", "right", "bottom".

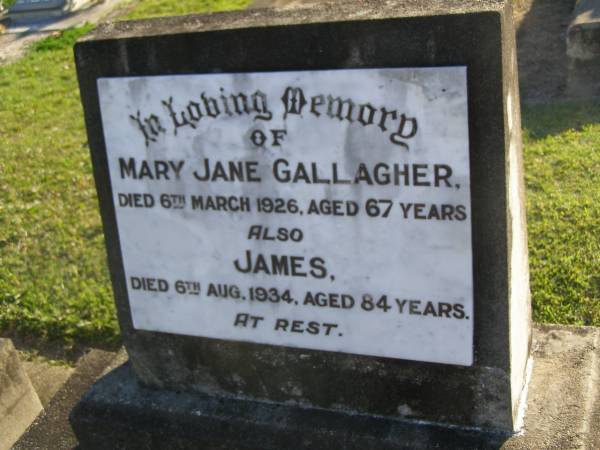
[
  {"left": 70, "top": 363, "right": 508, "bottom": 450},
  {"left": 13, "top": 348, "right": 124, "bottom": 450},
  {"left": 70, "top": 325, "right": 600, "bottom": 449}
]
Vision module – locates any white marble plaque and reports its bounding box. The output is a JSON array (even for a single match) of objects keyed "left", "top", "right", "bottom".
[{"left": 98, "top": 67, "right": 473, "bottom": 366}]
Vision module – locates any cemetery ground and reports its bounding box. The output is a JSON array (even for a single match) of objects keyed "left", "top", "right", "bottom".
[{"left": 0, "top": 0, "right": 598, "bottom": 360}]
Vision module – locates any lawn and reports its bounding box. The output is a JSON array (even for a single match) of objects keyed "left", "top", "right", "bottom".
[
  {"left": 122, "top": 0, "right": 251, "bottom": 20},
  {"left": 522, "top": 102, "right": 600, "bottom": 326},
  {"left": 0, "top": 1, "right": 598, "bottom": 348},
  {"left": 0, "top": 24, "right": 114, "bottom": 345}
]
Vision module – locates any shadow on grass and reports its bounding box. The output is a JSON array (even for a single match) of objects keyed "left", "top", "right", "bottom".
[
  {"left": 1, "top": 329, "right": 122, "bottom": 365},
  {"left": 522, "top": 100, "right": 600, "bottom": 140}
]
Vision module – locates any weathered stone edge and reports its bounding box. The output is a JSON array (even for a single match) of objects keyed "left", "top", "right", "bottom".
[{"left": 79, "top": 0, "right": 505, "bottom": 41}]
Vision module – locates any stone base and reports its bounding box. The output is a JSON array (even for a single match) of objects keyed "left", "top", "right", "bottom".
[
  {"left": 70, "top": 324, "right": 600, "bottom": 449},
  {"left": 70, "top": 363, "right": 507, "bottom": 450}
]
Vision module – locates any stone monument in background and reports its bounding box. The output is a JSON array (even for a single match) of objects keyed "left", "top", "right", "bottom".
[
  {"left": 71, "top": 0, "right": 532, "bottom": 447},
  {"left": 8, "top": 0, "right": 82, "bottom": 22}
]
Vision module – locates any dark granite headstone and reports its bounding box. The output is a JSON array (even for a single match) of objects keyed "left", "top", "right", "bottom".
[{"left": 72, "top": 0, "right": 531, "bottom": 447}]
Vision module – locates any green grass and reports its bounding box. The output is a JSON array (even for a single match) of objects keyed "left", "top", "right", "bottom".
[
  {"left": 0, "top": 0, "right": 598, "bottom": 348},
  {"left": 0, "top": 25, "right": 115, "bottom": 346},
  {"left": 522, "top": 101, "right": 600, "bottom": 326},
  {"left": 123, "top": 0, "right": 252, "bottom": 20},
  {"left": 31, "top": 23, "right": 96, "bottom": 52}
]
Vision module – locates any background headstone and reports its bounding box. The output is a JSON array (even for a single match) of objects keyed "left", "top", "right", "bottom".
[
  {"left": 7, "top": 0, "right": 87, "bottom": 23},
  {"left": 9, "top": 0, "right": 67, "bottom": 12},
  {"left": 566, "top": 0, "right": 600, "bottom": 97}
]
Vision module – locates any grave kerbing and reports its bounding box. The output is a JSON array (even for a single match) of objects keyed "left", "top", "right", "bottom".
[
  {"left": 71, "top": 0, "right": 531, "bottom": 446},
  {"left": 0, "top": 339, "right": 43, "bottom": 450}
]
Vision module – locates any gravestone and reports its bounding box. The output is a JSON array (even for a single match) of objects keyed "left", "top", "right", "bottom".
[
  {"left": 71, "top": 0, "right": 531, "bottom": 447},
  {"left": 9, "top": 0, "right": 67, "bottom": 12},
  {"left": 7, "top": 0, "right": 76, "bottom": 22},
  {"left": 566, "top": 0, "right": 600, "bottom": 97}
]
